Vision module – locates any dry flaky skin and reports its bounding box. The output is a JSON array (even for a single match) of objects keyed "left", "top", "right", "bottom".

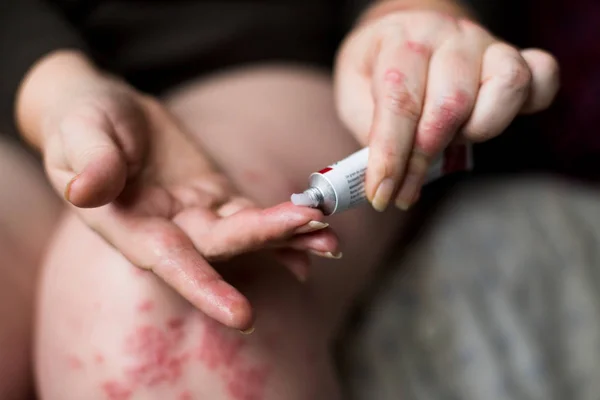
[{"left": 35, "top": 66, "right": 407, "bottom": 400}]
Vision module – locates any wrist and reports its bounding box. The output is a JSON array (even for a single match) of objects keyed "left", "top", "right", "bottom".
[
  {"left": 358, "top": 0, "right": 475, "bottom": 25},
  {"left": 15, "top": 50, "right": 104, "bottom": 150}
]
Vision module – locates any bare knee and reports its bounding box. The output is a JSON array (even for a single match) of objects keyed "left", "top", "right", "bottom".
[{"left": 37, "top": 215, "right": 335, "bottom": 400}]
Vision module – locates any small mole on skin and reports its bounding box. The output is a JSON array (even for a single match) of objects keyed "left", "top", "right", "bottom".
[
  {"left": 137, "top": 300, "right": 155, "bottom": 313},
  {"left": 102, "top": 380, "right": 133, "bottom": 400}
]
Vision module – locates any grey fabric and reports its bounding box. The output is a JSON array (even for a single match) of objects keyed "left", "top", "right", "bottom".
[{"left": 341, "top": 176, "right": 600, "bottom": 400}]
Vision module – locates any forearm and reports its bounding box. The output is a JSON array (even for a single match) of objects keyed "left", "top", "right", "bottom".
[
  {"left": 358, "top": 0, "right": 475, "bottom": 24},
  {"left": 16, "top": 50, "right": 103, "bottom": 151}
]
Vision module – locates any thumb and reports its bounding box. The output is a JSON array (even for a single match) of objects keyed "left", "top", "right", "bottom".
[{"left": 45, "top": 112, "right": 129, "bottom": 208}]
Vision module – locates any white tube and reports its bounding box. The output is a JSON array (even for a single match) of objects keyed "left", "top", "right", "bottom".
[{"left": 291, "top": 145, "right": 472, "bottom": 215}]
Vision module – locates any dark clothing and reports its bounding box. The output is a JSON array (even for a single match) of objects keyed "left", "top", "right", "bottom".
[
  {"left": 1, "top": 0, "right": 371, "bottom": 136},
  {"left": 531, "top": 0, "right": 600, "bottom": 180},
  {"left": 1, "top": 1, "right": 597, "bottom": 180}
]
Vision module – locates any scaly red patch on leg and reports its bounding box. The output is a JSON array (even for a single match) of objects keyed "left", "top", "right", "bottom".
[
  {"left": 102, "top": 380, "right": 133, "bottom": 400},
  {"left": 197, "top": 318, "right": 244, "bottom": 370},
  {"left": 226, "top": 364, "right": 271, "bottom": 400},
  {"left": 123, "top": 318, "right": 191, "bottom": 387}
]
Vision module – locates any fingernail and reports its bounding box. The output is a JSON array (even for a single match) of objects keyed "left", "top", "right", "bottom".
[
  {"left": 240, "top": 326, "right": 255, "bottom": 335},
  {"left": 395, "top": 172, "right": 421, "bottom": 211},
  {"left": 64, "top": 175, "right": 79, "bottom": 202},
  {"left": 372, "top": 178, "right": 395, "bottom": 212},
  {"left": 310, "top": 250, "right": 343, "bottom": 259},
  {"left": 294, "top": 220, "right": 329, "bottom": 235}
]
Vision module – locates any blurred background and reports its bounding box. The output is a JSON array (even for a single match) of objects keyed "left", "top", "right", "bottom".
[{"left": 2, "top": 1, "right": 600, "bottom": 399}]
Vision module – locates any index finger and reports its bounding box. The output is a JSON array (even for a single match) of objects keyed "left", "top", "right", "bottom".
[
  {"left": 175, "top": 202, "right": 339, "bottom": 260},
  {"left": 366, "top": 37, "right": 430, "bottom": 212}
]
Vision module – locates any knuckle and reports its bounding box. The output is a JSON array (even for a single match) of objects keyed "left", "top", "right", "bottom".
[
  {"left": 435, "top": 90, "right": 472, "bottom": 127},
  {"left": 419, "top": 90, "right": 473, "bottom": 153},
  {"left": 498, "top": 55, "right": 532, "bottom": 92}
]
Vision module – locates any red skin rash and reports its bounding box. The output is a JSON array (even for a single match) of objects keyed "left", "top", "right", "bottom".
[
  {"left": 197, "top": 319, "right": 245, "bottom": 371},
  {"left": 417, "top": 89, "right": 470, "bottom": 154},
  {"left": 383, "top": 69, "right": 406, "bottom": 85},
  {"left": 197, "top": 318, "right": 271, "bottom": 400},
  {"left": 137, "top": 300, "right": 155, "bottom": 313},
  {"left": 99, "top": 318, "right": 190, "bottom": 398},
  {"left": 226, "top": 365, "right": 271, "bottom": 400},
  {"left": 405, "top": 40, "right": 431, "bottom": 56},
  {"left": 102, "top": 381, "right": 133, "bottom": 400},
  {"left": 124, "top": 321, "right": 190, "bottom": 387},
  {"left": 179, "top": 390, "right": 193, "bottom": 400}
]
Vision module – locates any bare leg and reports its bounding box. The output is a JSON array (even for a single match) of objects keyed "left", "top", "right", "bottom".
[
  {"left": 35, "top": 66, "right": 406, "bottom": 399},
  {"left": 0, "top": 138, "right": 61, "bottom": 399}
]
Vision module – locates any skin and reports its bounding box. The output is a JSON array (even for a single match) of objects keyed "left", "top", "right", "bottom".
[
  {"left": 35, "top": 65, "right": 404, "bottom": 399},
  {"left": 0, "top": 138, "right": 61, "bottom": 399},
  {"left": 1, "top": 0, "right": 560, "bottom": 398}
]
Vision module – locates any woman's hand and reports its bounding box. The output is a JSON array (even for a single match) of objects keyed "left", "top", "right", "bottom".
[
  {"left": 17, "top": 51, "right": 340, "bottom": 331},
  {"left": 335, "top": 1, "right": 560, "bottom": 211}
]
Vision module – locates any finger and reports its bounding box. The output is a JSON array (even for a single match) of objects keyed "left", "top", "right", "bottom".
[
  {"left": 45, "top": 111, "right": 128, "bottom": 208},
  {"left": 85, "top": 207, "right": 254, "bottom": 330},
  {"left": 287, "top": 230, "right": 342, "bottom": 259},
  {"left": 174, "top": 202, "right": 329, "bottom": 260},
  {"left": 271, "top": 249, "right": 312, "bottom": 283},
  {"left": 519, "top": 49, "right": 560, "bottom": 114},
  {"left": 366, "top": 37, "right": 430, "bottom": 212},
  {"left": 461, "top": 42, "right": 532, "bottom": 144},
  {"left": 395, "top": 24, "right": 488, "bottom": 210}
]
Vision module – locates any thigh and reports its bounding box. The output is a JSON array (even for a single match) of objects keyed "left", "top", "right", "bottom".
[
  {"left": 37, "top": 215, "right": 341, "bottom": 400},
  {"left": 165, "top": 65, "right": 406, "bottom": 327},
  {"left": 0, "top": 138, "right": 61, "bottom": 399}
]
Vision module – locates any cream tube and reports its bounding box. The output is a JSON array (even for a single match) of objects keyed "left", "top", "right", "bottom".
[{"left": 291, "top": 145, "right": 473, "bottom": 215}]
